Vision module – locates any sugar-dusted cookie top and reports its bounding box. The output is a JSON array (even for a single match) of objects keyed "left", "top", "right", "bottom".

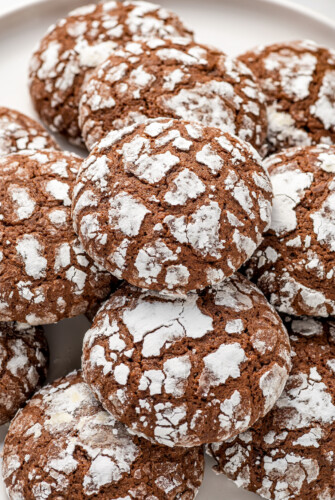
[
  {"left": 0, "top": 149, "right": 117, "bottom": 324},
  {"left": 0, "top": 322, "right": 48, "bottom": 425},
  {"left": 208, "top": 316, "right": 335, "bottom": 500},
  {"left": 2, "top": 370, "right": 204, "bottom": 499},
  {"left": 73, "top": 118, "right": 273, "bottom": 295},
  {"left": 239, "top": 40, "right": 335, "bottom": 154},
  {"left": 79, "top": 37, "right": 267, "bottom": 151},
  {"left": 29, "top": 1, "right": 193, "bottom": 143},
  {"left": 246, "top": 144, "right": 335, "bottom": 317},
  {"left": 82, "top": 274, "right": 291, "bottom": 447},
  {"left": 0, "top": 106, "right": 58, "bottom": 156}
]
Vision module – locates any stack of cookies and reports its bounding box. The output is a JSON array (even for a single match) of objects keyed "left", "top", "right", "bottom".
[{"left": 0, "top": 2, "right": 335, "bottom": 500}]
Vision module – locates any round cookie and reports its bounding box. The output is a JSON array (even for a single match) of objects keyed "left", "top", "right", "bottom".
[
  {"left": 72, "top": 118, "right": 273, "bottom": 295},
  {"left": 0, "top": 106, "right": 59, "bottom": 157},
  {"left": 208, "top": 316, "right": 335, "bottom": 500},
  {"left": 2, "top": 370, "right": 204, "bottom": 499},
  {"left": 29, "top": 1, "right": 193, "bottom": 144},
  {"left": 0, "top": 149, "right": 117, "bottom": 325},
  {"left": 82, "top": 274, "right": 291, "bottom": 447},
  {"left": 0, "top": 322, "right": 48, "bottom": 425},
  {"left": 245, "top": 145, "right": 335, "bottom": 317},
  {"left": 239, "top": 40, "right": 335, "bottom": 155},
  {"left": 79, "top": 37, "right": 267, "bottom": 152}
]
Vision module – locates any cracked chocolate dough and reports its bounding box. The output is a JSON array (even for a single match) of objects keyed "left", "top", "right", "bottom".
[
  {"left": 0, "top": 149, "right": 117, "bottom": 325},
  {"left": 72, "top": 117, "right": 273, "bottom": 295},
  {"left": 82, "top": 274, "right": 291, "bottom": 447},
  {"left": 207, "top": 315, "right": 335, "bottom": 500},
  {"left": 0, "top": 106, "right": 59, "bottom": 156},
  {"left": 0, "top": 322, "right": 48, "bottom": 425},
  {"left": 2, "top": 370, "right": 204, "bottom": 499},
  {"left": 29, "top": 1, "right": 193, "bottom": 144},
  {"left": 245, "top": 144, "right": 335, "bottom": 317},
  {"left": 78, "top": 36, "right": 267, "bottom": 152},
  {"left": 239, "top": 40, "right": 335, "bottom": 155}
]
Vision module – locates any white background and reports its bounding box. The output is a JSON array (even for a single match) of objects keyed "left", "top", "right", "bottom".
[{"left": 0, "top": 0, "right": 335, "bottom": 19}]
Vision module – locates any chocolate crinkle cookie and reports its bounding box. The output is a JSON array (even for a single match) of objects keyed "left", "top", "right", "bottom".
[
  {"left": 208, "top": 316, "right": 335, "bottom": 500},
  {"left": 28, "top": 1, "right": 193, "bottom": 144},
  {"left": 2, "top": 370, "right": 204, "bottom": 500},
  {"left": 239, "top": 40, "right": 335, "bottom": 155},
  {"left": 82, "top": 274, "right": 291, "bottom": 447},
  {"left": 0, "top": 149, "right": 117, "bottom": 325},
  {"left": 245, "top": 145, "right": 335, "bottom": 317},
  {"left": 79, "top": 36, "right": 267, "bottom": 152},
  {"left": 0, "top": 322, "right": 48, "bottom": 425},
  {"left": 72, "top": 118, "right": 273, "bottom": 295},
  {"left": 0, "top": 106, "right": 59, "bottom": 157}
]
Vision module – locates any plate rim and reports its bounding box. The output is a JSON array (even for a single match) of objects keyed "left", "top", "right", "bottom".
[{"left": 1, "top": 0, "right": 335, "bottom": 35}]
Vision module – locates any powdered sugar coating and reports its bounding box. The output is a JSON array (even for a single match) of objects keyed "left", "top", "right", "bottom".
[
  {"left": 29, "top": 1, "right": 193, "bottom": 143},
  {"left": 79, "top": 37, "right": 267, "bottom": 151},
  {"left": 0, "top": 150, "right": 116, "bottom": 325},
  {"left": 208, "top": 316, "right": 335, "bottom": 500},
  {"left": 73, "top": 118, "right": 273, "bottom": 295},
  {"left": 82, "top": 274, "right": 291, "bottom": 447},
  {"left": 246, "top": 145, "right": 335, "bottom": 317},
  {"left": 2, "top": 371, "right": 204, "bottom": 499},
  {"left": 239, "top": 40, "right": 335, "bottom": 154},
  {"left": 0, "top": 322, "right": 48, "bottom": 425},
  {"left": 0, "top": 107, "right": 58, "bottom": 156}
]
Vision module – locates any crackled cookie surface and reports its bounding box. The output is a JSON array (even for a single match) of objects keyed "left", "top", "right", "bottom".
[
  {"left": 73, "top": 118, "right": 272, "bottom": 295},
  {"left": 0, "top": 322, "right": 48, "bottom": 425},
  {"left": 246, "top": 145, "right": 335, "bottom": 317},
  {"left": 2, "top": 370, "right": 204, "bottom": 499},
  {"left": 0, "top": 150, "right": 116, "bottom": 325},
  {"left": 79, "top": 37, "right": 267, "bottom": 151},
  {"left": 208, "top": 316, "right": 335, "bottom": 500},
  {"left": 82, "top": 274, "right": 291, "bottom": 447},
  {"left": 29, "top": 1, "right": 192, "bottom": 144},
  {"left": 0, "top": 107, "right": 58, "bottom": 157},
  {"left": 239, "top": 40, "right": 335, "bottom": 154}
]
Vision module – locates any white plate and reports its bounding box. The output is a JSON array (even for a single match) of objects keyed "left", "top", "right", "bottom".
[{"left": 0, "top": 0, "right": 334, "bottom": 498}]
